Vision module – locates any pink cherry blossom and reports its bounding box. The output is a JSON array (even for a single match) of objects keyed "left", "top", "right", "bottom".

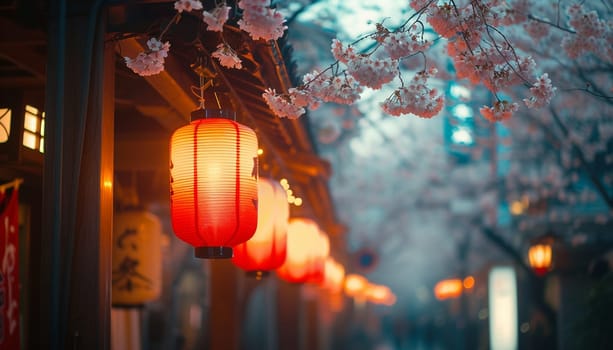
[
  {"left": 381, "top": 68, "right": 444, "bottom": 118},
  {"left": 174, "top": 0, "right": 203, "bottom": 13},
  {"left": 124, "top": 38, "right": 170, "bottom": 77},
  {"left": 378, "top": 25, "right": 431, "bottom": 60},
  {"left": 262, "top": 88, "right": 306, "bottom": 119},
  {"left": 238, "top": 0, "right": 287, "bottom": 41},
  {"left": 523, "top": 73, "right": 556, "bottom": 108},
  {"left": 479, "top": 100, "right": 519, "bottom": 122},
  {"left": 302, "top": 70, "right": 362, "bottom": 105},
  {"left": 212, "top": 43, "right": 242, "bottom": 69},
  {"left": 202, "top": 5, "right": 230, "bottom": 32}
]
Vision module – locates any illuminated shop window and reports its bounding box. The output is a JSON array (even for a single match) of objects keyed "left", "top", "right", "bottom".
[
  {"left": 23, "top": 104, "right": 45, "bottom": 153},
  {"left": 0, "top": 108, "right": 11, "bottom": 143}
]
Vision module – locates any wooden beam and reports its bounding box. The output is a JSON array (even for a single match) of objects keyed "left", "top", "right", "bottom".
[{"left": 118, "top": 37, "right": 196, "bottom": 130}]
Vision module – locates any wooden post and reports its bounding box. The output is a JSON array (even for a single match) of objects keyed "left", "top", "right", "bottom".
[
  {"left": 208, "top": 259, "right": 241, "bottom": 350},
  {"left": 277, "top": 281, "right": 301, "bottom": 349},
  {"left": 41, "top": 2, "right": 113, "bottom": 348}
]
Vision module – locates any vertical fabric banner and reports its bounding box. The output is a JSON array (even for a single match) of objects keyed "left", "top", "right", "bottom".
[{"left": 0, "top": 186, "right": 19, "bottom": 350}]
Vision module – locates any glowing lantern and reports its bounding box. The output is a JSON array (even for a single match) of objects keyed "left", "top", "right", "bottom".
[
  {"left": 528, "top": 243, "right": 552, "bottom": 276},
  {"left": 434, "top": 278, "right": 463, "bottom": 300},
  {"left": 344, "top": 274, "right": 368, "bottom": 297},
  {"left": 170, "top": 115, "right": 258, "bottom": 258},
  {"left": 322, "top": 257, "right": 345, "bottom": 293},
  {"left": 276, "top": 218, "right": 321, "bottom": 283},
  {"left": 112, "top": 210, "right": 163, "bottom": 307},
  {"left": 307, "top": 229, "right": 330, "bottom": 284},
  {"left": 366, "top": 284, "right": 396, "bottom": 306},
  {"left": 233, "top": 178, "right": 289, "bottom": 278}
]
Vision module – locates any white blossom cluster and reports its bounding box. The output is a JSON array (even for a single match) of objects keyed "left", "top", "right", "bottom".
[
  {"left": 238, "top": 0, "right": 287, "bottom": 41},
  {"left": 124, "top": 38, "right": 170, "bottom": 76},
  {"left": 202, "top": 4, "right": 231, "bottom": 32},
  {"left": 302, "top": 70, "right": 362, "bottom": 105},
  {"left": 523, "top": 73, "right": 556, "bottom": 109},
  {"left": 331, "top": 39, "right": 398, "bottom": 90},
  {"left": 377, "top": 25, "right": 431, "bottom": 60},
  {"left": 262, "top": 88, "right": 305, "bottom": 119},
  {"left": 561, "top": 4, "right": 612, "bottom": 59},
  {"left": 479, "top": 100, "right": 519, "bottom": 122},
  {"left": 212, "top": 43, "right": 242, "bottom": 69},
  {"left": 381, "top": 68, "right": 443, "bottom": 118}
]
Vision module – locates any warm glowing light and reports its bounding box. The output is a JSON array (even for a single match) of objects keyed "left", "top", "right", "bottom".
[
  {"left": 233, "top": 178, "right": 289, "bottom": 275},
  {"left": 365, "top": 284, "right": 396, "bottom": 305},
  {"left": 0, "top": 108, "right": 11, "bottom": 143},
  {"left": 103, "top": 180, "right": 113, "bottom": 189},
  {"left": 279, "top": 178, "right": 289, "bottom": 189},
  {"left": 344, "top": 274, "right": 368, "bottom": 297},
  {"left": 528, "top": 244, "right": 552, "bottom": 276},
  {"left": 286, "top": 189, "right": 293, "bottom": 196},
  {"left": 170, "top": 117, "right": 258, "bottom": 259},
  {"left": 434, "top": 279, "right": 463, "bottom": 300},
  {"left": 257, "top": 148, "right": 264, "bottom": 155},
  {"left": 276, "top": 218, "right": 322, "bottom": 283},
  {"left": 323, "top": 257, "right": 345, "bottom": 294},
  {"left": 294, "top": 197, "right": 303, "bottom": 206},
  {"left": 509, "top": 200, "right": 524, "bottom": 215},
  {"left": 463, "top": 276, "right": 475, "bottom": 289}
]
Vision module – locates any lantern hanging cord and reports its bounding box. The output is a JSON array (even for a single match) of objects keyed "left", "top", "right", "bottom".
[{"left": 190, "top": 54, "right": 214, "bottom": 110}]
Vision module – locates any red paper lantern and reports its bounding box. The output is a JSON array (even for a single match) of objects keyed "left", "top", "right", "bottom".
[
  {"left": 322, "top": 257, "right": 345, "bottom": 294},
  {"left": 277, "top": 218, "right": 321, "bottom": 283},
  {"left": 233, "top": 178, "right": 289, "bottom": 277},
  {"left": 528, "top": 243, "right": 552, "bottom": 276},
  {"left": 434, "top": 278, "right": 463, "bottom": 300},
  {"left": 306, "top": 228, "right": 330, "bottom": 284},
  {"left": 170, "top": 114, "right": 258, "bottom": 258}
]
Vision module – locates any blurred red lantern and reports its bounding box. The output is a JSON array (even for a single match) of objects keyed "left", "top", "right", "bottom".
[
  {"left": 306, "top": 228, "right": 330, "bottom": 284},
  {"left": 170, "top": 113, "right": 258, "bottom": 259},
  {"left": 434, "top": 278, "right": 463, "bottom": 300},
  {"left": 277, "top": 218, "right": 322, "bottom": 283},
  {"left": 528, "top": 243, "right": 552, "bottom": 276},
  {"left": 322, "top": 257, "right": 345, "bottom": 294},
  {"left": 365, "top": 284, "right": 396, "bottom": 306},
  {"left": 233, "top": 178, "right": 289, "bottom": 278},
  {"left": 344, "top": 274, "right": 368, "bottom": 297}
]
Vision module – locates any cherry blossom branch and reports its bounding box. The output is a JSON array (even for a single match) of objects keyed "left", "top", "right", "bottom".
[{"left": 527, "top": 14, "right": 576, "bottom": 34}]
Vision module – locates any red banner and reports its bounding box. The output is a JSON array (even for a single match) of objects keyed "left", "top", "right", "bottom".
[{"left": 0, "top": 186, "right": 19, "bottom": 350}]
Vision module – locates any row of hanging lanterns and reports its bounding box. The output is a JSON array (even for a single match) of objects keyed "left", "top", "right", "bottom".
[
  {"left": 114, "top": 106, "right": 394, "bottom": 307},
  {"left": 343, "top": 273, "right": 396, "bottom": 306}
]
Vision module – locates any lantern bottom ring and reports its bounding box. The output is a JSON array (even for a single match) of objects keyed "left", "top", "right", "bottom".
[
  {"left": 246, "top": 270, "right": 270, "bottom": 280},
  {"left": 195, "top": 246, "right": 233, "bottom": 259}
]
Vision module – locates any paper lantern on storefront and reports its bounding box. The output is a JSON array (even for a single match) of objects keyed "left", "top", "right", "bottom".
[
  {"left": 112, "top": 210, "right": 163, "bottom": 307},
  {"left": 366, "top": 284, "right": 396, "bottom": 306},
  {"left": 344, "top": 274, "right": 368, "bottom": 297},
  {"left": 233, "top": 178, "right": 289, "bottom": 278},
  {"left": 528, "top": 243, "right": 552, "bottom": 276},
  {"left": 170, "top": 113, "right": 259, "bottom": 259},
  {"left": 276, "top": 218, "right": 321, "bottom": 283},
  {"left": 307, "top": 229, "right": 330, "bottom": 284},
  {"left": 322, "top": 257, "right": 345, "bottom": 293},
  {"left": 434, "top": 278, "right": 463, "bottom": 300}
]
